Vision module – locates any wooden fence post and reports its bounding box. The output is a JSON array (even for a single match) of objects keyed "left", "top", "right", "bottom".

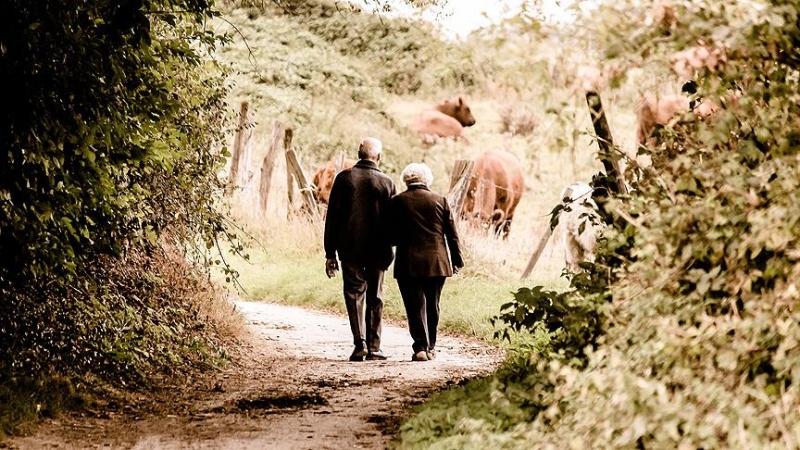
[
  {"left": 285, "top": 147, "right": 320, "bottom": 222},
  {"left": 585, "top": 91, "right": 626, "bottom": 195},
  {"left": 283, "top": 128, "right": 296, "bottom": 211},
  {"left": 259, "top": 121, "right": 283, "bottom": 214},
  {"left": 227, "top": 101, "right": 253, "bottom": 195},
  {"left": 521, "top": 225, "right": 553, "bottom": 280},
  {"left": 447, "top": 159, "right": 474, "bottom": 220},
  {"left": 335, "top": 152, "right": 346, "bottom": 172}
]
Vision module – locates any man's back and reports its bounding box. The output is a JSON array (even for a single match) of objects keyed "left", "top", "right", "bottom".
[{"left": 324, "top": 159, "right": 396, "bottom": 269}]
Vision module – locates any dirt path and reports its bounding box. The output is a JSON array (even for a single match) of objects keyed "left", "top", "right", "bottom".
[{"left": 9, "top": 299, "right": 503, "bottom": 449}]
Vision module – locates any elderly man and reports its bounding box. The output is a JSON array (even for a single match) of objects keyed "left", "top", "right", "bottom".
[
  {"left": 390, "top": 163, "right": 464, "bottom": 362},
  {"left": 324, "top": 137, "right": 396, "bottom": 361}
]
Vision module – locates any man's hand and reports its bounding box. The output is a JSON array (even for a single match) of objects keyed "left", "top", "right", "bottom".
[
  {"left": 325, "top": 258, "right": 339, "bottom": 278},
  {"left": 453, "top": 265, "right": 463, "bottom": 275}
]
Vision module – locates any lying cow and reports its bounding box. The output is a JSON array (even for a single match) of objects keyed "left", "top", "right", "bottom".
[
  {"left": 411, "top": 95, "right": 476, "bottom": 145},
  {"left": 462, "top": 149, "right": 525, "bottom": 239},
  {"left": 558, "top": 182, "right": 605, "bottom": 272},
  {"left": 635, "top": 91, "right": 718, "bottom": 148},
  {"left": 311, "top": 156, "right": 356, "bottom": 216}
]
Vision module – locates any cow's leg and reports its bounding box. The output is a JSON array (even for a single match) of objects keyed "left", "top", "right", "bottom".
[
  {"left": 563, "top": 231, "right": 582, "bottom": 272},
  {"left": 500, "top": 218, "right": 512, "bottom": 240},
  {"left": 490, "top": 208, "right": 506, "bottom": 238}
]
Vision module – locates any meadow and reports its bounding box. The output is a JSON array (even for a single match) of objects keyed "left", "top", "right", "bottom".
[{"left": 207, "top": 2, "right": 663, "bottom": 344}]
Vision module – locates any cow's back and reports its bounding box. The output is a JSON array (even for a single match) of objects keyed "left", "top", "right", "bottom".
[
  {"left": 410, "top": 95, "right": 475, "bottom": 145},
  {"left": 411, "top": 110, "right": 465, "bottom": 143},
  {"left": 635, "top": 92, "right": 724, "bottom": 147},
  {"left": 637, "top": 93, "right": 690, "bottom": 145}
]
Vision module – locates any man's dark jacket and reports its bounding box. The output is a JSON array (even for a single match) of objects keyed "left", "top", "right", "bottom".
[
  {"left": 324, "top": 159, "right": 396, "bottom": 270},
  {"left": 390, "top": 184, "right": 464, "bottom": 279}
]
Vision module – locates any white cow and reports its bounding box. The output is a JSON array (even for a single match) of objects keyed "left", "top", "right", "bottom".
[{"left": 559, "top": 182, "right": 604, "bottom": 272}]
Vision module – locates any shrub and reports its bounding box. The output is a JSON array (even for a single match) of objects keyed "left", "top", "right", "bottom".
[
  {"left": 0, "top": 0, "right": 243, "bottom": 434},
  {"left": 498, "top": 104, "right": 538, "bottom": 137}
]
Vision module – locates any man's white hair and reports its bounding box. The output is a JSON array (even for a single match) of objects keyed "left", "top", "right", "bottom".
[
  {"left": 401, "top": 162, "right": 434, "bottom": 186},
  {"left": 358, "top": 137, "right": 383, "bottom": 159}
]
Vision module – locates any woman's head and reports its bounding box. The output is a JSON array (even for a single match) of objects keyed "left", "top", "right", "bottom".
[{"left": 401, "top": 163, "right": 434, "bottom": 186}]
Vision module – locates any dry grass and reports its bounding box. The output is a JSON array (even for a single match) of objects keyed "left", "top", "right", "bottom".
[{"left": 498, "top": 103, "right": 539, "bottom": 137}]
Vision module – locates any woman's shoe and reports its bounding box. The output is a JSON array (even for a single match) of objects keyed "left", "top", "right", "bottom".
[{"left": 366, "top": 350, "right": 388, "bottom": 360}]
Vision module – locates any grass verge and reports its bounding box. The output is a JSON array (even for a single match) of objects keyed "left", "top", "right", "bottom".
[{"left": 214, "top": 214, "right": 568, "bottom": 342}]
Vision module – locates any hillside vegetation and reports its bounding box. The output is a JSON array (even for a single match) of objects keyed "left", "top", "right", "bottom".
[{"left": 213, "top": 0, "right": 623, "bottom": 344}]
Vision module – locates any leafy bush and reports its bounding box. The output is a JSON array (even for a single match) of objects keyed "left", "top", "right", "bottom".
[
  {"left": 281, "top": 0, "right": 480, "bottom": 95},
  {"left": 1, "top": 245, "right": 234, "bottom": 379},
  {"left": 0, "top": 0, "right": 242, "bottom": 434},
  {"left": 498, "top": 104, "right": 538, "bottom": 137},
  {"left": 0, "top": 0, "right": 232, "bottom": 283}
]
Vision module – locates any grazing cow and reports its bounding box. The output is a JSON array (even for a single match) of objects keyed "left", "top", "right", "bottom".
[
  {"left": 635, "top": 92, "right": 718, "bottom": 147},
  {"left": 311, "top": 156, "right": 356, "bottom": 215},
  {"left": 559, "top": 182, "right": 604, "bottom": 272},
  {"left": 462, "top": 150, "right": 525, "bottom": 239},
  {"left": 411, "top": 95, "right": 476, "bottom": 145}
]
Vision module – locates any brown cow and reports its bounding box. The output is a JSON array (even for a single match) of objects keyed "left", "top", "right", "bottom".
[
  {"left": 635, "top": 92, "right": 718, "bottom": 147},
  {"left": 462, "top": 149, "right": 525, "bottom": 239},
  {"left": 411, "top": 95, "right": 476, "bottom": 145},
  {"left": 311, "top": 156, "right": 356, "bottom": 215}
]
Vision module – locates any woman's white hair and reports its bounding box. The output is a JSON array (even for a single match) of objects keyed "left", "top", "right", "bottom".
[{"left": 401, "top": 162, "right": 434, "bottom": 186}]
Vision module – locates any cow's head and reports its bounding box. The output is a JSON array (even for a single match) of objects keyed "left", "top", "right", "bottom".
[{"left": 438, "top": 96, "right": 476, "bottom": 127}]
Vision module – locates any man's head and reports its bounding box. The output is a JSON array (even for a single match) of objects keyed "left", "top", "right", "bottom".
[
  {"left": 401, "top": 162, "right": 434, "bottom": 187},
  {"left": 358, "top": 137, "right": 383, "bottom": 162}
]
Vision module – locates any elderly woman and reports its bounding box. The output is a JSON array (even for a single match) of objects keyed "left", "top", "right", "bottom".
[{"left": 390, "top": 163, "right": 464, "bottom": 362}]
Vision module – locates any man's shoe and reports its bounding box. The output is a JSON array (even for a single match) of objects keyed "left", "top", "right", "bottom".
[
  {"left": 426, "top": 349, "right": 436, "bottom": 360},
  {"left": 366, "top": 350, "right": 388, "bottom": 361},
  {"left": 349, "top": 346, "right": 367, "bottom": 362},
  {"left": 411, "top": 351, "right": 429, "bottom": 362}
]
